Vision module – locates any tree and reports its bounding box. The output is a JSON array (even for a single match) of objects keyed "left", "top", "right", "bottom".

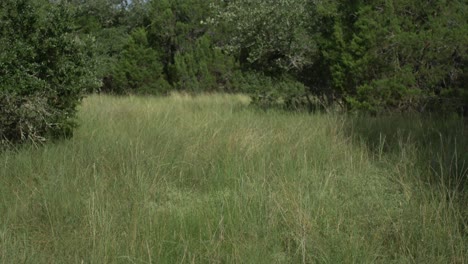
[
  {"left": 213, "top": 0, "right": 467, "bottom": 114},
  {"left": 171, "top": 35, "right": 239, "bottom": 92},
  {"left": 314, "top": 0, "right": 468, "bottom": 113},
  {"left": 147, "top": 0, "right": 214, "bottom": 82},
  {"left": 212, "top": 0, "right": 315, "bottom": 74},
  {"left": 211, "top": 0, "right": 318, "bottom": 109},
  {"left": 142, "top": 0, "right": 241, "bottom": 93},
  {"left": 67, "top": 0, "right": 150, "bottom": 94},
  {"left": 110, "top": 28, "right": 171, "bottom": 95}
]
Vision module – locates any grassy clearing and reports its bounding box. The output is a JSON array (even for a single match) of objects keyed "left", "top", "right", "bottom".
[{"left": 0, "top": 94, "right": 466, "bottom": 263}]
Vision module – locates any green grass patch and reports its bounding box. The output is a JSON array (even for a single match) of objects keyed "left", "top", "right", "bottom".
[{"left": 1, "top": 94, "right": 466, "bottom": 263}]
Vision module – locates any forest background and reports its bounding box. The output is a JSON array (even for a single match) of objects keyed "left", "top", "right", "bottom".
[{"left": 1, "top": 0, "right": 467, "bottom": 145}]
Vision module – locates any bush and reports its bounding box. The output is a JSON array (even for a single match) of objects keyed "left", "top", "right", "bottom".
[
  {"left": 0, "top": 93, "right": 56, "bottom": 146},
  {"left": 238, "top": 72, "right": 309, "bottom": 110},
  {"left": 0, "top": 0, "right": 99, "bottom": 147}
]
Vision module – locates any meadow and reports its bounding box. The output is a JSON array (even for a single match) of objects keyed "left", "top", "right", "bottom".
[{"left": 0, "top": 94, "right": 466, "bottom": 263}]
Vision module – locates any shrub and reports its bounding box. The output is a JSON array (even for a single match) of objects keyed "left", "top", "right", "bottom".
[
  {"left": 0, "top": 93, "right": 56, "bottom": 146},
  {"left": 238, "top": 72, "right": 308, "bottom": 110},
  {"left": 0, "top": 0, "right": 99, "bottom": 147}
]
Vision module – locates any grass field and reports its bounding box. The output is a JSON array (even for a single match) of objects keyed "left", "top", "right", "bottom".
[{"left": 1, "top": 94, "right": 466, "bottom": 263}]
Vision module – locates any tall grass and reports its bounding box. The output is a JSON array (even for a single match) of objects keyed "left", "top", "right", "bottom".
[{"left": 0, "top": 94, "right": 466, "bottom": 263}]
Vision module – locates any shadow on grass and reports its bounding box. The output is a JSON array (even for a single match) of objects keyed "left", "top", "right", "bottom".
[{"left": 344, "top": 114, "right": 468, "bottom": 195}]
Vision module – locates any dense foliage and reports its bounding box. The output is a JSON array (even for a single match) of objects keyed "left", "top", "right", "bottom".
[
  {"left": 109, "top": 28, "right": 170, "bottom": 95},
  {"left": 70, "top": 0, "right": 241, "bottom": 95},
  {"left": 58, "top": 0, "right": 468, "bottom": 113},
  {"left": 1, "top": 0, "right": 467, "bottom": 147},
  {"left": 315, "top": 0, "right": 468, "bottom": 113},
  {"left": 0, "top": 0, "right": 98, "bottom": 146}
]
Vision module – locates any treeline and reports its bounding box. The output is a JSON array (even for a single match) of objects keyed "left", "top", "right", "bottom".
[
  {"left": 1, "top": 0, "right": 467, "bottom": 145},
  {"left": 80, "top": 0, "right": 467, "bottom": 114}
]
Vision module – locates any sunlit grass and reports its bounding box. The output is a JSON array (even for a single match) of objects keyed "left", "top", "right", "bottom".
[{"left": 0, "top": 94, "right": 466, "bottom": 263}]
